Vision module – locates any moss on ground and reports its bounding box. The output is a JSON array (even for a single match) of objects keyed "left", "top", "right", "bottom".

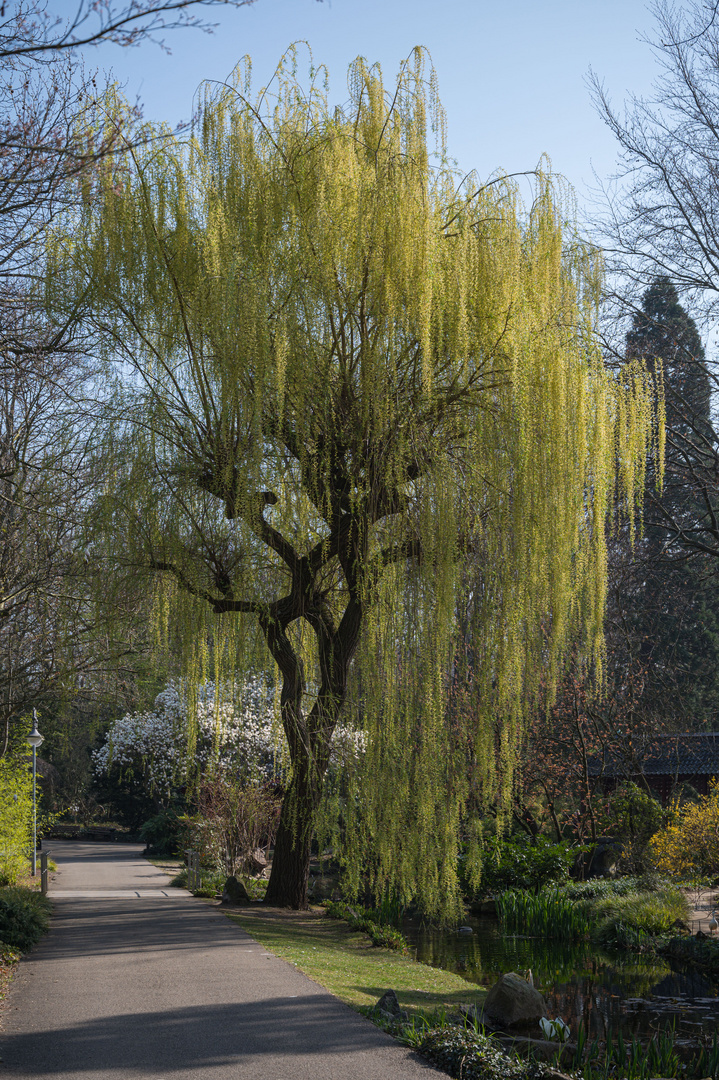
[{"left": 224, "top": 905, "right": 485, "bottom": 1016}]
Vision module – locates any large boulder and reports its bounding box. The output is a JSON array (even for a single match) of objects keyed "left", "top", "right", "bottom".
[
  {"left": 482, "top": 972, "right": 548, "bottom": 1030},
  {"left": 374, "top": 989, "right": 409, "bottom": 1022},
  {"left": 221, "top": 876, "right": 250, "bottom": 905}
]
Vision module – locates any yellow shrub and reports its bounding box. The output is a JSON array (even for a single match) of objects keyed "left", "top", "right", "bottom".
[
  {"left": 0, "top": 752, "right": 33, "bottom": 884},
  {"left": 647, "top": 782, "right": 719, "bottom": 878}
]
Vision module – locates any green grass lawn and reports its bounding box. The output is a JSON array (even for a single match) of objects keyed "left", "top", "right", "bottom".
[{"left": 223, "top": 905, "right": 486, "bottom": 1017}]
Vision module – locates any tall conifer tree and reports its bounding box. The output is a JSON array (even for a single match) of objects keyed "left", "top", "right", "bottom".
[{"left": 622, "top": 278, "right": 719, "bottom": 724}]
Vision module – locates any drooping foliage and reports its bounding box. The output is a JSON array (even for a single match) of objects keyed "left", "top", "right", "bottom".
[{"left": 47, "top": 48, "right": 659, "bottom": 916}]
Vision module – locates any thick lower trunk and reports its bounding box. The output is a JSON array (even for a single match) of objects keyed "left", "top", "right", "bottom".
[
  {"left": 263, "top": 809, "right": 313, "bottom": 908},
  {"left": 263, "top": 765, "right": 320, "bottom": 908},
  {"left": 259, "top": 589, "right": 362, "bottom": 908}
]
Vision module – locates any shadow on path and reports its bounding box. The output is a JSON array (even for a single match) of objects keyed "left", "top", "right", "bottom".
[
  {"left": 2, "top": 997, "right": 426, "bottom": 1073},
  {"left": 1, "top": 844, "right": 441, "bottom": 1078}
]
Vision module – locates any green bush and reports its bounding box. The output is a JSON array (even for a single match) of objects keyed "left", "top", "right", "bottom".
[
  {"left": 139, "top": 809, "right": 184, "bottom": 855},
  {"left": 597, "top": 783, "right": 663, "bottom": 844},
  {"left": 324, "top": 900, "right": 408, "bottom": 951},
  {"left": 590, "top": 886, "right": 688, "bottom": 944},
  {"left": 596, "top": 783, "right": 664, "bottom": 871},
  {"left": 0, "top": 752, "right": 34, "bottom": 885},
  {"left": 559, "top": 874, "right": 665, "bottom": 901},
  {"left": 418, "top": 1028, "right": 528, "bottom": 1080},
  {"left": 474, "top": 834, "right": 577, "bottom": 894},
  {"left": 0, "top": 887, "right": 51, "bottom": 950}
]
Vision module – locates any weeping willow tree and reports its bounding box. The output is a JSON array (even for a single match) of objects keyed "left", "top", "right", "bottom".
[{"left": 47, "top": 48, "right": 659, "bottom": 912}]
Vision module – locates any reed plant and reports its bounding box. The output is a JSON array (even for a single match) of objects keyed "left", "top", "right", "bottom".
[
  {"left": 695, "top": 1031, "right": 719, "bottom": 1080},
  {"left": 576, "top": 1024, "right": 680, "bottom": 1080},
  {"left": 365, "top": 896, "right": 406, "bottom": 928},
  {"left": 496, "top": 887, "right": 591, "bottom": 940}
]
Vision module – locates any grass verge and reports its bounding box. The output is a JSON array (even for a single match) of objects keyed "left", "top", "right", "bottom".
[{"left": 224, "top": 905, "right": 485, "bottom": 1016}]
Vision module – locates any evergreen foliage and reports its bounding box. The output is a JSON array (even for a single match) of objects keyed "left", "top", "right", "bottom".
[
  {"left": 472, "top": 834, "right": 576, "bottom": 895},
  {"left": 622, "top": 278, "right": 719, "bottom": 724},
  {"left": 0, "top": 887, "right": 51, "bottom": 951},
  {"left": 47, "top": 49, "right": 659, "bottom": 915},
  {"left": 626, "top": 276, "right": 710, "bottom": 530}
]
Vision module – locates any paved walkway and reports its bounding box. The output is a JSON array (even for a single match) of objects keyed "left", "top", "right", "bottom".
[
  {"left": 685, "top": 887, "right": 719, "bottom": 935},
  {"left": 1, "top": 842, "right": 440, "bottom": 1079}
]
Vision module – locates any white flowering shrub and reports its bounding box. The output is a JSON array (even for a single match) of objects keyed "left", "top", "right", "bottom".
[
  {"left": 93, "top": 676, "right": 285, "bottom": 804},
  {"left": 94, "top": 676, "right": 367, "bottom": 820}
]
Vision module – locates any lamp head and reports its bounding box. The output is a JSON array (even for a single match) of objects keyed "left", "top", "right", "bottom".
[{"left": 26, "top": 709, "right": 43, "bottom": 749}]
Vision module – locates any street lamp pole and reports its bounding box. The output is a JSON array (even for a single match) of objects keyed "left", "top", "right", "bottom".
[{"left": 26, "top": 710, "right": 43, "bottom": 876}]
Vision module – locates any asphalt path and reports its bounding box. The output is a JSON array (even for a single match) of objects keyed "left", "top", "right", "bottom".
[{"left": 1, "top": 842, "right": 441, "bottom": 1079}]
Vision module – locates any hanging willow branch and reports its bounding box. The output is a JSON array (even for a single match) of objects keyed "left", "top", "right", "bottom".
[{"left": 46, "top": 45, "right": 661, "bottom": 916}]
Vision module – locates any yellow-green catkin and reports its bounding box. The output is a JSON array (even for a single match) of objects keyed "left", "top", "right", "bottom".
[{"left": 46, "top": 46, "right": 660, "bottom": 919}]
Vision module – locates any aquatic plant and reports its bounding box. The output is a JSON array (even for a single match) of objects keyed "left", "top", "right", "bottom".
[
  {"left": 496, "top": 888, "right": 591, "bottom": 940},
  {"left": 365, "top": 896, "right": 406, "bottom": 928},
  {"left": 588, "top": 885, "right": 688, "bottom": 944},
  {"left": 695, "top": 1031, "right": 719, "bottom": 1080},
  {"left": 587, "top": 1025, "right": 680, "bottom": 1080}
]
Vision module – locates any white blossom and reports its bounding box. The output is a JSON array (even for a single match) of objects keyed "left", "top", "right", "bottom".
[{"left": 93, "top": 676, "right": 365, "bottom": 801}]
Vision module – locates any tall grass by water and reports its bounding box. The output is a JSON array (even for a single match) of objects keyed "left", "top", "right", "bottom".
[
  {"left": 589, "top": 887, "right": 688, "bottom": 945},
  {"left": 496, "top": 878, "right": 689, "bottom": 948},
  {"left": 496, "top": 888, "right": 591, "bottom": 940},
  {"left": 569, "top": 1022, "right": 699, "bottom": 1080}
]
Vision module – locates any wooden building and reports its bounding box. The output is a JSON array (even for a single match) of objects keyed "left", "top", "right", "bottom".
[{"left": 593, "top": 732, "right": 719, "bottom": 805}]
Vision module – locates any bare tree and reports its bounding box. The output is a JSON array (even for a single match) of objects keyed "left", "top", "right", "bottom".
[
  {"left": 0, "top": 1, "right": 262, "bottom": 60},
  {"left": 591, "top": 0, "right": 719, "bottom": 565},
  {"left": 0, "top": 0, "right": 270, "bottom": 740},
  {"left": 592, "top": 0, "right": 719, "bottom": 309}
]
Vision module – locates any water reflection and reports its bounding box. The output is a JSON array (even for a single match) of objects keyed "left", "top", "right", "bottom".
[{"left": 405, "top": 918, "right": 719, "bottom": 1041}]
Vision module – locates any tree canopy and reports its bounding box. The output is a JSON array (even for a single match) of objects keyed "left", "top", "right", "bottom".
[{"left": 48, "top": 48, "right": 659, "bottom": 914}]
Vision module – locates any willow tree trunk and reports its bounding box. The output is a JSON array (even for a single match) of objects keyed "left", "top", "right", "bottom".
[
  {"left": 263, "top": 759, "right": 322, "bottom": 908},
  {"left": 261, "top": 589, "right": 362, "bottom": 908}
]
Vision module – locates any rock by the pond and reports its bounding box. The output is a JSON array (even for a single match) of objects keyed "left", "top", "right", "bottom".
[
  {"left": 221, "top": 875, "right": 250, "bottom": 905},
  {"left": 458, "top": 926, "right": 474, "bottom": 934},
  {"left": 483, "top": 972, "right": 548, "bottom": 1030},
  {"left": 375, "top": 989, "right": 409, "bottom": 1022},
  {"left": 497, "top": 1035, "right": 576, "bottom": 1068}
]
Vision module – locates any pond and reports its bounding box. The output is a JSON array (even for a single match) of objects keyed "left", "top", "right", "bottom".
[{"left": 404, "top": 916, "right": 719, "bottom": 1045}]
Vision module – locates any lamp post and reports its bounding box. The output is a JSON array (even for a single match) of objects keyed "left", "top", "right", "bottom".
[{"left": 26, "top": 710, "right": 43, "bottom": 876}]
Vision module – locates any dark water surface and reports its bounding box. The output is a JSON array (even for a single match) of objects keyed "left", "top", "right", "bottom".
[{"left": 404, "top": 917, "right": 719, "bottom": 1043}]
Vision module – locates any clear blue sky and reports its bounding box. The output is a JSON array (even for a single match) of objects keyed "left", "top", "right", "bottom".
[{"left": 84, "top": 0, "right": 663, "bottom": 210}]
